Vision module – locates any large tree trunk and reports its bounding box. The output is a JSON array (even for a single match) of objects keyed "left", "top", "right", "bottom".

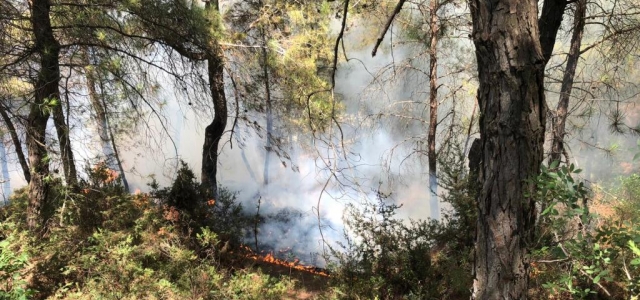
[
  {"left": 0, "top": 104, "right": 30, "bottom": 183},
  {"left": 469, "top": 0, "right": 547, "bottom": 298},
  {"left": 550, "top": 0, "right": 587, "bottom": 165},
  {"left": 201, "top": 0, "right": 227, "bottom": 200},
  {"left": 427, "top": 0, "right": 440, "bottom": 221},
  {"left": 27, "top": 0, "right": 58, "bottom": 230},
  {"left": 52, "top": 101, "right": 77, "bottom": 186}
]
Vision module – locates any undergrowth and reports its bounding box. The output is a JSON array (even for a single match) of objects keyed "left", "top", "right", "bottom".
[
  {"left": 3, "top": 158, "right": 640, "bottom": 299},
  {"left": 0, "top": 163, "right": 299, "bottom": 300}
]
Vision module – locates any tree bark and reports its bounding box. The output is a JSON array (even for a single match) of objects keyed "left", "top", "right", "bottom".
[
  {"left": 27, "top": 0, "right": 58, "bottom": 230},
  {"left": 550, "top": 0, "right": 586, "bottom": 165},
  {"left": 539, "top": 0, "right": 569, "bottom": 64},
  {"left": 201, "top": 0, "right": 227, "bottom": 200},
  {"left": 0, "top": 105, "right": 30, "bottom": 183},
  {"left": 427, "top": 0, "right": 440, "bottom": 221},
  {"left": 469, "top": 0, "right": 547, "bottom": 298}
]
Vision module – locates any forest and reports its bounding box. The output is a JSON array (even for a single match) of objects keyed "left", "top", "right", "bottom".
[{"left": 1, "top": 0, "right": 640, "bottom": 299}]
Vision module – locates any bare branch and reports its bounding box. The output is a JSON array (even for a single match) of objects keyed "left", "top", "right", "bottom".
[{"left": 371, "top": 0, "right": 407, "bottom": 57}]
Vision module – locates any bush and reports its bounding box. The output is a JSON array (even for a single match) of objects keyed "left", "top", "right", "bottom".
[
  {"left": 0, "top": 223, "right": 35, "bottom": 300},
  {"left": 329, "top": 190, "right": 473, "bottom": 300},
  {"left": 0, "top": 163, "right": 293, "bottom": 300},
  {"left": 530, "top": 164, "right": 640, "bottom": 299},
  {"left": 326, "top": 143, "right": 477, "bottom": 300},
  {"left": 149, "top": 161, "right": 250, "bottom": 247}
]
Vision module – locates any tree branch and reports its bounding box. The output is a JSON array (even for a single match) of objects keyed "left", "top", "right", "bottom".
[{"left": 372, "top": 0, "right": 407, "bottom": 57}]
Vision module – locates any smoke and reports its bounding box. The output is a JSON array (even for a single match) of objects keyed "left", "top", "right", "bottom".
[{"left": 4, "top": 8, "right": 639, "bottom": 269}]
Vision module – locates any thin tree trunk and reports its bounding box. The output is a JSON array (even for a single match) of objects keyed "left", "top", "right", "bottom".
[
  {"left": 83, "top": 48, "right": 129, "bottom": 191},
  {"left": 105, "top": 112, "right": 129, "bottom": 191},
  {"left": 241, "top": 147, "right": 258, "bottom": 182},
  {"left": 469, "top": 0, "right": 547, "bottom": 298},
  {"left": 201, "top": 0, "right": 227, "bottom": 200},
  {"left": 0, "top": 105, "right": 30, "bottom": 183},
  {"left": 27, "top": 0, "right": 58, "bottom": 230},
  {"left": 84, "top": 50, "right": 113, "bottom": 162},
  {"left": 427, "top": 0, "right": 440, "bottom": 221},
  {"left": 262, "top": 28, "right": 273, "bottom": 188},
  {"left": 550, "top": 0, "right": 587, "bottom": 165},
  {"left": 0, "top": 139, "right": 11, "bottom": 205},
  {"left": 52, "top": 99, "right": 77, "bottom": 186}
]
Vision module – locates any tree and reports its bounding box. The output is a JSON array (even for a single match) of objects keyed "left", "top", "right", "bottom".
[
  {"left": 0, "top": 98, "right": 30, "bottom": 184},
  {"left": 468, "top": 0, "right": 566, "bottom": 298},
  {"left": 82, "top": 48, "right": 129, "bottom": 191},
  {"left": 121, "top": 0, "right": 228, "bottom": 200},
  {"left": 426, "top": 0, "right": 440, "bottom": 220},
  {"left": 27, "top": 0, "right": 59, "bottom": 230},
  {"left": 51, "top": 89, "right": 77, "bottom": 186},
  {"left": 200, "top": 0, "right": 227, "bottom": 200},
  {"left": 365, "top": 0, "right": 473, "bottom": 221},
  {"left": 549, "top": 0, "right": 586, "bottom": 166},
  {"left": 135, "top": 0, "right": 227, "bottom": 200}
]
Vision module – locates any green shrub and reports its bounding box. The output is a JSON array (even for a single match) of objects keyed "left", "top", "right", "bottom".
[
  {"left": 0, "top": 163, "right": 295, "bottom": 300},
  {"left": 326, "top": 143, "right": 477, "bottom": 300},
  {"left": 149, "top": 161, "right": 249, "bottom": 247},
  {"left": 0, "top": 222, "right": 35, "bottom": 300},
  {"left": 329, "top": 191, "right": 473, "bottom": 300},
  {"left": 531, "top": 164, "right": 640, "bottom": 299}
]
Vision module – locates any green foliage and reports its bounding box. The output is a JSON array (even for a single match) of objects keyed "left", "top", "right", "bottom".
[
  {"left": 0, "top": 165, "right": 294, "bottom": 299},
  {"left": 0, "top": 223, "right": 35, "bottom": 300},
  {"left": 325, "top": 142, "right": 477, "bottom": 299},
  {"left": 612, "top": 174, "right": 640, "bottom": 222},
  {"left": 531, "top": 165, "right": 640, "bottom": 298},
  {"left": 329, "top": 188, "right": 473, "bottom": 300},
  {"left": 227, "top": 0, "right": 338, "bottom": 137},
  {"left": 150, "top": 161, "right": 203, "bottom": 213},
  {"left": 149, "top": 161, "right": 249, "bottom": 246}
]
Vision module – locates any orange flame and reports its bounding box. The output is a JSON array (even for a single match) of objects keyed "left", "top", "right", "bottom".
[{"left": 240, "top": 245, "right": 329, "bottom": 277}]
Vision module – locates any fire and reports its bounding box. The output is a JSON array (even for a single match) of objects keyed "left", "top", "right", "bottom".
[
  {"left": 91, "top": 162, "right": 119, "bottom": 183},
  {"left": 241, "top": 245, "right": 329, "bottom": 277},
  {"left": 240, "top": 245, "right": 330, "bottom": 277}
]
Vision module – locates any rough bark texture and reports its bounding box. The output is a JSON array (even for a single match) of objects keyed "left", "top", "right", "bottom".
[
  {"left": 0, "top": 105, "right": 30, "bottom": 183},
  {"left": 52, "top": 101, "right": 77, "bottom": 186},
  {"left": 27, "top": 0, "right": 58, "bottom": 230},
  {"left": 550, "top": 0, "right": 586, "bottom": 165},
  {"left": 427, "top": 0, "right": 440, "bottom": 221},
  {"left": 200, "top": 0, "right": 227, "bottom": 200},
  {"left": 469, "top": 0, "right": 547, "bottom": 298}
]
